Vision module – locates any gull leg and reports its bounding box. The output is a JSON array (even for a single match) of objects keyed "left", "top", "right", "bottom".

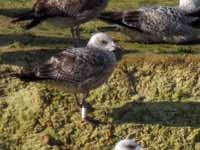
[
  {"left": 74, "top": 93, "right": 93, "bottom": 110},
  {"left": 75, "top": 26, "right": 80, "bottom": 47},
  {"left": 81, "top": 92, "right": 99, "bottom": 125},
  {"left": 74, "top": 94, "right": 81, "bottom": 107},
  {"left": 70, "top": 27, "right": 78, "bottom": 47}
]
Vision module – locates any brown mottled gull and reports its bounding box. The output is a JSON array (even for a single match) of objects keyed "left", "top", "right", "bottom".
[
  {"left": 98, "top": 6, "right": 200, "bottom": 44},
  {"left": 2, "top": 33, "right": 122, "bottom": 125},
  {"left": 12, "top": 0, "right": 109, "bottom": 46}
]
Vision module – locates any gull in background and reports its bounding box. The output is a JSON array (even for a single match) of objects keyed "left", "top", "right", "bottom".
[
  {"left": 1, "top": 33, "right": 122, "bottom": 125},
  {"left": 179, "top": 0, "right": 200, "bottom": 13},
  {"left": 98, "top": 0, "right": 200, "bottom": 44},
  {"left": 12, "top": 0, "right": 109, "bottom": 46},
  {"left": 114, "top": 139, "right": 144, "bottom": 150}
]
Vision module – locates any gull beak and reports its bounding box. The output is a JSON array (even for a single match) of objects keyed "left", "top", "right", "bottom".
[
  {"left": 111, "top": 44, "right": 124, "bottom": 61},
  {"left": 114, "top": 45, "right": 123, "bottom": 51},
  {"left": 110, "top": 42, "right": 123, "bottom": 51}
]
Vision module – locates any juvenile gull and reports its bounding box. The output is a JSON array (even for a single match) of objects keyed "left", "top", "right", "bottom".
[
  {"left": 98, "top": 4, "right": 200, "bottom": 44},
  {"left": 12, "top": 0, "right": 109, "bottom": 46},
  {"left": 2, "top": 33, "right": 122, "bottom": 125},
  {"left": 114, "top": 139, "right": 144, "bottom": 150}
]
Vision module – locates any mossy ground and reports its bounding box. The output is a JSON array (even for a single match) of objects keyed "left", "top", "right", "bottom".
[{"left": 0, "top": 0, "right": 200, "bottom": 150}]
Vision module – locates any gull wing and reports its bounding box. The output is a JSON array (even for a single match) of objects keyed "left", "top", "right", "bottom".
[
  {"left": 33, "top": 0, "right": 104, "bottom": 17},
  {"left": 32, "top": 48, "right": 107, "bottom": 84}
]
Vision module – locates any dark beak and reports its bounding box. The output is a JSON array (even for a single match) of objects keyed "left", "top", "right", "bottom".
[
  {"left": 113, "top": 45, "right": 124, "bottom": 60},
  {"left": 114, "top": 45, "right": 123, "bottom": 51}
]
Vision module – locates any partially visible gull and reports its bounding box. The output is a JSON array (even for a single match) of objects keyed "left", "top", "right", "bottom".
[
  {"left": 1, "top": 33, "right": 122, "bottom": 125},
  {"left": 114, "top": 139, "right": 144, "bottom": 150},
  {"left": 12, "top": 0, "right": 109, "bottom": 46},
  {"left": 179, "top": 0, "right": 200, "bottom": 13},
  {"left": 98, "top": 5, "right": 200, "bottom": 44}
]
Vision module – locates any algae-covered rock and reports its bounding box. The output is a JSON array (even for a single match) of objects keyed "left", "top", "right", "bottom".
[{"left": 1, "top": 53, "right": 200, "bottom": 150}]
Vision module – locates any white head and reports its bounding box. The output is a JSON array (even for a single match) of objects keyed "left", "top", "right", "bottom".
[
  {"left": 114, "top": 139, "right": 143, "bottom": 150},
  {"left": 87, "top": 32, "right": 121, "bottom": 51},
  {"left": 179, "top": 0, "right": 200, "bottom": 12}
]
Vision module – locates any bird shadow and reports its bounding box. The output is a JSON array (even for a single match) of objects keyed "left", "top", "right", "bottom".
[
  {"left": 0, "top": 8, "right": 30, "bottom": 18},
  {"left": 0, "top": 34, "right": 88, "bottom": 47},
  {"left": 110, "top": 101, "right": 200, "bottom": 128}
]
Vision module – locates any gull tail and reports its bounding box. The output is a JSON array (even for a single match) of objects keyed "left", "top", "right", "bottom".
[
  {"left": 0, "top": 70, "right": 44, "bottom": 82},
  {"left": 98, "top": 11, "right": 142, "bottom": 32},
  {"left": 12, "top": 10, "right": 45, "bottom": 30},
  {"left": 98, "top": 11, "right": 124, "bottom": 25},
  {"left": 12, "top": 10, "right": 35, "bottom": 23},
  {"left": 24, "top": 18, "right": 45, "bottom": 30}
]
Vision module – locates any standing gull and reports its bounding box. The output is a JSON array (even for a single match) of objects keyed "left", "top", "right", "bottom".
[
  {"left": 98, "top": 3, "right": 200, "bottom": 44},
  {"left": 12, "top": 0, "right": 109, "bottom": 46},
  {"left": 2, "top": 33, "right": 122, "bottom": 125}
]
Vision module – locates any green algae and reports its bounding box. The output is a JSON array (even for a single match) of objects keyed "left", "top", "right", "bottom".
[
  {"left": 1, "top": 0, "right": 200, "bottom": 149},
  {"left": 1, "top": 54, "right": 200, "bottom": 149}
]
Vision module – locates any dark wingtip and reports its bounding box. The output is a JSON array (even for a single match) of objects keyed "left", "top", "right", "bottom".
[
  {"left": 98, "top": 11, "right": 123, "bottom": 23},
  {"left": 23, "top": 18, "right": 45, "bottom": 30},
  {"left": 23, "top": 24, "right": 33, "bottom": 30},
  {"left": 11, "top": 19, "right": 19, "bottom": 23},
  {"left": 0, "top": 72, "right": 20, "bottom": 79},
  {"left": 10, "top": 10, "right": 35, "bottom": 25}
]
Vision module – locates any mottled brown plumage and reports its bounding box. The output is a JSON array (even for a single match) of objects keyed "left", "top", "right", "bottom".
[
  {"left": 29, "top": 46, "right": 116, "bottom": 93},
  {"left": 2, "top": 33, "right": 122, "bottom": 125},
  {"left": 99, "top": 6, "right": 200, "bottom": 44},
  {"left": 12, "top": 0, "right": 109, "bottom": 46}
]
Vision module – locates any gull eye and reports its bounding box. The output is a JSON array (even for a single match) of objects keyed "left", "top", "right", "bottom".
[{"left": 101, "top": 40, "right": 108, "bottom": 44}]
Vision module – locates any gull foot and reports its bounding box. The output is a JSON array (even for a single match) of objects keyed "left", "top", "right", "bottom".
[{"left": 83, "top": 117, "right": 100, "bottom": 126}]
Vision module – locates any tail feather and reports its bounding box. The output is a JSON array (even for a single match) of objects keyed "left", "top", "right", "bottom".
[
  {"left": 12, "top": 10, "right": 46, "bottom": 30},
  {"left": 0, "top": 70, "right": 46, "bottom": 82},
  {"left": 12, "top": 10, "right": 35, "bottom": 23},
  {"left": 0, "top": 72, "right": 21, "bottom": 78},
  {"left": 23, "top": 18, "right": 45, "bottom": 30},
  {"left": 98, "top": 11, "right": 124, "bottom": 24},
  {"left": 98, "top": 11, "right": 142, "bottom": 32}
]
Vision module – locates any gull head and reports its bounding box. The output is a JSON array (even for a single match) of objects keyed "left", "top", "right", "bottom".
[
  {"left": 179, "top": 0, "right": 200, "bottom": 12},
  {"left": 87, "top": 32, "right": 122, "bottom": 52},
  {"left": 114, "top": 139, "right": 143, "bottom": 150}
]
